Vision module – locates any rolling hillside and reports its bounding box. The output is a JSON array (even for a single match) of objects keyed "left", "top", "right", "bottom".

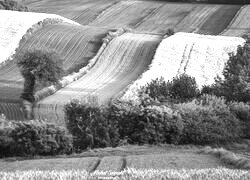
[
  {"left": 24, "top": 0, "right": 242, "bottom": 35},
  {"left": 0, "top": 11, "right": 109, "bottom": 120},
  {"left": 0, "top": 10, "right": 79, "bottom": 67},
  {"left": 122, "top": 33, "right": 245, "bottom": 101},
  {"left": 33, "top": 33, "right": 162, "bottom": 124},
  {"left": 1, "top": 1, "right": 250, "bottom": 121}
]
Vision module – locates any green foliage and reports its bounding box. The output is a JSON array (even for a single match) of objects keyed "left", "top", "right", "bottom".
[
  {"left": 139, "top": 77, "right": 170, "bottom": 101},
  {"left": 17, "top": 49, "right": 64, "bottom": 102},
  {"left": 110, "top": 100, "right": 183, "bottom": 145},
  {"left": 168, "top": 74, "right": 200, "bottom": 102},
  {"left": 65, "top": 100, "right": 120, "bottom": 151},
  {"left": 0, "top": 0, "right": 28, "bottom": 11},
  {"left": 0, "top": 120, "right": 73, "bottom": 157},
  {"left": 229, "top": 102, "right": 250, "bottom": 138},
  {"left": 202, "top": 42, "right": 250, "bottom": 103},
  {"left": 175, "top": 94, "right": 243, "bottom": 144},
  {"left": 140, "top": 74, "right": 199, "bottom": 103}
]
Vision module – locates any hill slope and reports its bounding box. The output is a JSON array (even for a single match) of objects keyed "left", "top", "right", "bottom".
[{"left": 33, "top": 33, "right": 162, "bottom": 124}]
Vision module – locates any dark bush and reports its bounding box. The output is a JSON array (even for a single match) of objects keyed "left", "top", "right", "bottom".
[
  {"left": 0, "top": 0, "right": 28, "bottom": 11},
  {"left": 65, "top": 100, "right": 120, "bottom": 151},
  {"left": 17, "top": 49, "right": 64, "bottom": 103},
  {"left": 0, "top": 120, "right": 73, "bottom": 157},
  {"left": 140, "top": 74, "right": 199, "bottom": 103},
  {"left": 175, "top": 94, "right": 243, "bottom": 144},
  {"left": 229, "top": 102, "right": 250, "bottom": 138},
  {"left": 202, "top": 42, "right": 250, "bottom": 103},
  {"left": 110, "top": 101, "right": 183, "bottom": 145},
  {"left": 139, "top": 77, "right": 171, "bottom": 101},
  {"left": 168, "top": 74, "right": 200, "bottom": 103}
]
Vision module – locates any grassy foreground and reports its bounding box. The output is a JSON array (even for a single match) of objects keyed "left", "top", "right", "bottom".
[{"left": 0, "top": 168, "right": 249, "bottom": 180}]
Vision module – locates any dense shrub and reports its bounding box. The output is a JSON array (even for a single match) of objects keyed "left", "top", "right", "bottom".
[
  {"left": 175, "top": 94, "right": 244, "bottom": 144},
  {"left": 65, "top": 100, "right": 120, "bottom": 151},
  {"left": 109, "top": 100, "right": 183, "bottom": 145},
  {"left": 65, "top": 99, "right": 183, "bottom": 150},
  {"left": 229, "top": 102, "right": 250, "bottom": 138},
  {"left": 168, "top": 74, "right": 200, "bottom": 103},
  {"left": 17, "top": 49, "right": 64, "bottom": 103},
  {"left": 139, "top": 77, "right": 170, "bottom": 101},
  {"left": 140, "top": 74, "right": 199, "bottom": 103},
  {"left": 0, "top": 0, "right": 28, "bottom": 11},
  {"left": 0, "top": 120, "right": 73, "bottom": 157}
]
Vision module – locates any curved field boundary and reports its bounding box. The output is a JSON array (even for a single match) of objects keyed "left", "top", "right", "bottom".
[
  {"left": 0, "top": 10, "right": 80, "bottom": 68},
  {"left": 122, "top": 33, "right": 245, "bottom": 102},
  {"left": 221, "top": 5, "right": 250, "bottom": 36},
  {"left": 0, "top": 27, "right": 124, "bottom": 120},
  {"left": 33, "top": 33, "right": 162, "bottom": 125},
  {"left": 34, "top": 28, "right": 127, "bottom": 102},
  {"left": 0, "top": 24, "right": 109, "bottom": 102}
]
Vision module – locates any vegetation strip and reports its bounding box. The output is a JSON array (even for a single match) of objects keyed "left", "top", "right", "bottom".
[{"left": 200, "top": 147, "right": 250, "bottom": 170}]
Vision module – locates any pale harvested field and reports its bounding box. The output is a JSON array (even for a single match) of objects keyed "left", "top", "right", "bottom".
[
  {"left": 0, "top": 10, "right": 79, "bottom": 66},
  {"left": 222, "top": 5, "right": 250, "bottom": 36},
  {"left": 33, "top": 33, "right": 161, "bottom": 124},
  {"left": 122, "top": 33, "right": 245, "bottom": 101}
]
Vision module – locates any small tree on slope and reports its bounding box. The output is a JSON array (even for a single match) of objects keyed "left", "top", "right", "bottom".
[{"left": 17, "top": 49, "right": 63, "bottom": 119}]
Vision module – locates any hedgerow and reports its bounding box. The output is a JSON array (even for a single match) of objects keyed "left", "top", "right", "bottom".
[{"left": 0, "top": 119, "right": 72, "bottom": 157}]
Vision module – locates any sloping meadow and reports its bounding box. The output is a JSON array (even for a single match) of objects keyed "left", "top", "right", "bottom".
[
  {"left": 0, "top": 10, "right": 80, "bottom": 67},
  {"left": 122, "top": 32, "right": 245, "bottom": 102}
]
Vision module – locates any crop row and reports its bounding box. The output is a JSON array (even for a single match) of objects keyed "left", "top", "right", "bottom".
[{"left": 0, "top": 168, "right": 249, "bottom": 180}]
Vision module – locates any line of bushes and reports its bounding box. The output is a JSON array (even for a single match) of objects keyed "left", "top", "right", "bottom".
[{"left": 65, "top": 94, "right": 246, "bottom": 151}]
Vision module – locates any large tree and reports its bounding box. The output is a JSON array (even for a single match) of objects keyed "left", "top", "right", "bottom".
[{"left": 17, "top": 49, "right": 64, "bottom": 118}]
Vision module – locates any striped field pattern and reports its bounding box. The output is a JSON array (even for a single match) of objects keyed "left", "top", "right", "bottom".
[
  {"left": 33, "top": 33, "right": 162, "bottom": 125},
  {"left": 221, "top": 5, "right": 250, "bottom": 36},
  {"left": 0, "top": 10, "right": 79, "bottom": 67}
]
